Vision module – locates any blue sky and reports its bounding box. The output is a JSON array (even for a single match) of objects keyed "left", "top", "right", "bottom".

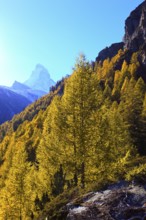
[{"left": 0, "top": 0, "right": 143, "bottom": 86}]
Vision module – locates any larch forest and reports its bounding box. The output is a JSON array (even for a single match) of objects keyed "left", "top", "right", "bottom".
[{"left": 1, "top": 1, "right": 146, "bottom": 220}]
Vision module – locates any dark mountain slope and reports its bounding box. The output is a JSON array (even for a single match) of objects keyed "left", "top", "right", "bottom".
[
  {"left": 0, "top": 64, "right": 55, "bottom": 125},
  {"left": 0, "top": 78, "right": 65, "bottom": 141},
  {"left": 0, "top": 87, "right": 31, "bottom": 124},
  {"left": 96, "top": 42, "right": 124, "bottom": 62},
  {"left": 0, "top": 82, "right": 47, "bottom": 125}
]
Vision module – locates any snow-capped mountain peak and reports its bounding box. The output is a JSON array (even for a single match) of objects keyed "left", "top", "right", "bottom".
[{"left": 24, "top": 64, "right": 55, "bottom": 92}]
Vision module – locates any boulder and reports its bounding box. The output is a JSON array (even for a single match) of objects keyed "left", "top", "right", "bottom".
[{"left": 66, "top": 182, "right": 146, "bottom": 220}]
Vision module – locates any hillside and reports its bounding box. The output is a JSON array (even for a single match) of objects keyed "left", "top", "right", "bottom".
[
  {"left": 0, "top": 1, "right": 146, "bottom": 220},
  {"left": 0, "top": 78, "right": 65, "bottom": 141},
  {"left": 0, "top": 86, "right": 31, "bottom": 124}
]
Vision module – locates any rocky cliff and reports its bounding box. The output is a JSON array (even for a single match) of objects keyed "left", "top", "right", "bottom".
[
  {"left": 96, "top": 42, "right": 124, "bottom": 62},
  {"left": 96, "top": 0, "right": 146, "bottom": 77},
  {"left": 124, "top": 1, "right": 146, "bottom": 51}
]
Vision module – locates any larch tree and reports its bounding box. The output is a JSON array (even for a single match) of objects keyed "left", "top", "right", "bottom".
[{"left": 61, "top": 54, "right": 102, "bottom": 188}]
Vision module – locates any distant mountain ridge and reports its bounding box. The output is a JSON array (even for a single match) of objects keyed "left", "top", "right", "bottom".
[
  {"left": 0, "top": 86, "right": 31, "bottom": 124},
  {"left": 0, "top": 64, "right": 55, "bottom": 124},
  {"left": 11, "top": 81, "right": 46, "bottom": 102}
]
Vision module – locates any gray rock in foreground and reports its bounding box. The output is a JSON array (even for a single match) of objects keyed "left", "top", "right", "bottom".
[{"left": 66, "top": 182, "right": 146, "bottom": 220}]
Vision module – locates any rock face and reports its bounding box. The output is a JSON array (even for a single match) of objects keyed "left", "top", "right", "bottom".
[
  {"left": 124, "top": 1, "right": 146, "bottom": 51},
  {"left": 96, "top": 1, "right": 146, "bottom": 66},
  {"left": 96, "top": 42, "right": 124, "bottom": 62},
  {"left": 66, "top": 182, "right": 146, "bottom": 220},
  {"left": 24, "top": 64, "right": 55, "bottom": 93}
]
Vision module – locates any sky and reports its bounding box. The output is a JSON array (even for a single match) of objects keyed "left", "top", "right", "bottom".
[{"left": 0, "top": 0, "right": 144, "bottom": 86}]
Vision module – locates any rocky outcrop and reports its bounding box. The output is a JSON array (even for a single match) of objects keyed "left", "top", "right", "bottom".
[
  {"left": 124, "top": 1, "right": 146, "bottom": 51},
  {"left": 95, "top": 1, "right": 146, "bottom": 81},
  {"left": 123, "top": 1, "right": 146, "bottom": 79},
  {"left": 96, "top": 1, "right": 146, "bottom": 64},
  {"left": 66, "top": 182, "right": 146, "bottom": 220},
  {"left": 96, "top": 42, "right": 124, "bottom": 62}
]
